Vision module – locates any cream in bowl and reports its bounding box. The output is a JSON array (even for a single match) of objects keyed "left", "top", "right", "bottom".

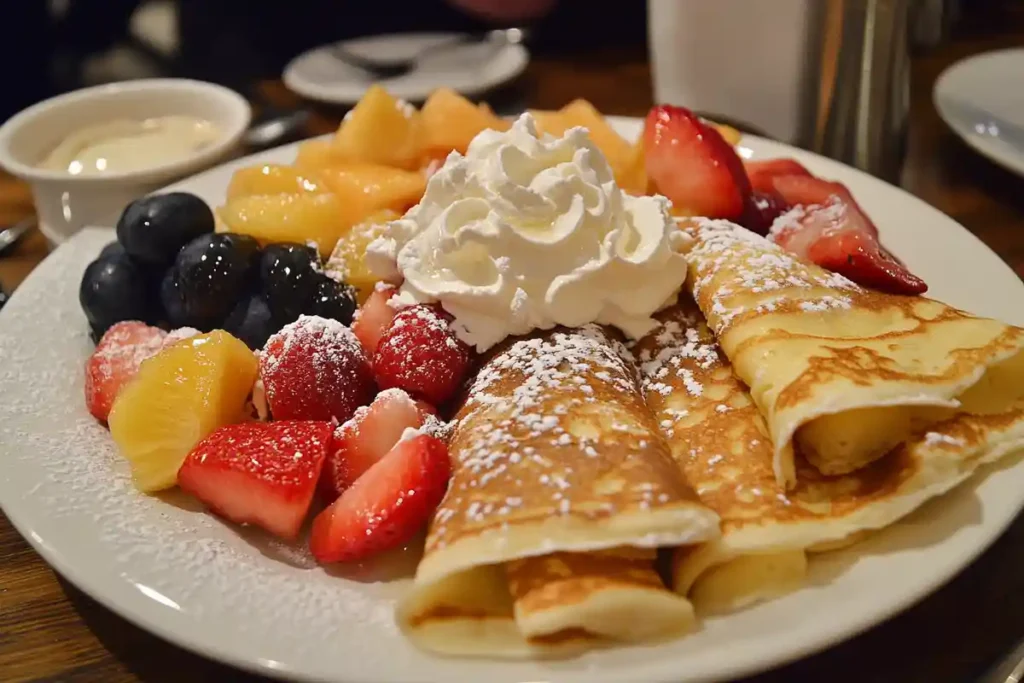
[{"left": 0, "top": 79, "right": 251, "bottom": 245}]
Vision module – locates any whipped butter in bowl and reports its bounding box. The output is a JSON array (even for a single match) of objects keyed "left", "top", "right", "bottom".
[
  {"left": 367, "top": 113, "right": 689, "bottom": 351},
  {"left": 39, "top": 116, "right": 222, "bottom": 176}
]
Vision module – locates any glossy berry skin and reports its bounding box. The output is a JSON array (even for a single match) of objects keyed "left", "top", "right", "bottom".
[
  {"left": 99, "top": 241, "right": 127, "bottom": 260},
  {"left": 259, "top": 242, "right": 322, "bottom": 326},
  {"left": 79, "top": 252, "right": 152, "bottom": 337},
  {"left": 165, "top": 233, "right": 261, "bottom": 331},
  {"left": 224, "top": 294, "right": 277, "bottom": 350},
  {"left": 116, "top": 192, "right": 215, "bottom": 267},
  {"left": 308, "top": 276, "right": 357, "bottom": 326}
]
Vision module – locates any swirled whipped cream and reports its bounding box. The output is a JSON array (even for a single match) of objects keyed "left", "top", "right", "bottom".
[{"left": 366, "top": 113, "right": 689, "bottom": 351}]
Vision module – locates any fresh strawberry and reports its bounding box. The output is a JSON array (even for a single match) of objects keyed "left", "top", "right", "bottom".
[
  {"left": 741, "top": 191, "right": 791, "bottom": 235},
  {"left": 178, "top": 421, "right": 332, "bottom": 540},
  {"left": 743, "top": 158, "right": 811, "bottom": 195},
  {"left": 84, "top": 321, "right": 166, "bottom": 422},
  {"left": 771, "top": 175, "right": 879, "bottom": 237},
  {"left": 352, "top": 283, "right": 397, "bottom": 356},
  {"left": 260, "top": 315, "right": 375, "bottom": 423},
  {"left": 310, "top": 433, "right": 450, "bottom": 563},
  {"left": 643, "top": 105, "right": 753, "bottom": 220},
  {"left": 373, "top": 304, "right": 472, "bottom": 405},
  {"left": 771, "top": 193, "right": 928, "bottom": 295},
  {"left": 322, "top": 388, "right": 429, "bottom": 498}
]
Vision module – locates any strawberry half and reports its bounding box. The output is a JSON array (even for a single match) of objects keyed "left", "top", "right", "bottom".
[
  {"left": 743, "top": 158, "right": 811, "bottom": 195},
  {"left": 260, "top": 315, "right": 376, "bottom": 423},
  {"left": 322, "top": 388, "right": 434, "bottom": 499},
  {"left": 178, "top": 420, "right": 332, "bottom": 540},
  {"left": 85, "top": 321, "right": 166, "bottom": 423},
  {"left": 643, "top": 104, "right": 753, "bottom": 221},
  {"left": 352, "top": 283, "right": 398, "bottom": 356},
  {"left": 310, "top": 433, "right": 450, "bottom": 563},
  {"left": 373, "top": 304, "right": 472, "bottom": 405},
  {"left": 770, "top": 178, "right": 927, "bottom": 295}
]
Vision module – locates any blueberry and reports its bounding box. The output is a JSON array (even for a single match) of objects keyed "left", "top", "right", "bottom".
[
  {"left": 259, "top": 242, "right": 322, "bottom": 325},
  {"left": 224, "top": 294, "right": 276, "bottom": 350},
  {"left": 99, "top": 241, "right": 126, "bottom": 259},
  {"left": 116, "top": 192, "right": 214, "bottom": 266},
  {"left": 79, "top": 252, "right": 151, "bottom": 336},
  {"left": 168, "top": 233, "right": 260, "bottom": 330},
  {"left": 307, "top": 275, "right": 357, "bottom": 326}
]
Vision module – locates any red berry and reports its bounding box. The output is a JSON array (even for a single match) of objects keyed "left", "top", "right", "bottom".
[
  {"left": 743, "top": 158, "right": 811, "bottom": 195},
  {"left": 643, "top": 104, "right": 753, "bottom": 220},
  {"left": 260, "top": 315, "right": 375, "bottom": 423},
  {"left": 310, "top": 433, "right": 451, "bottom": 563},
  {"left": 178, "top": 421, "right": 332, "bottom": 540},
  {"left": 352, "top": 283, "right": 397, "bottom": 356},
  {"left": 372, "top": 304, "right": 472, "bottom": 405},
  {"left": 323, "top": 388, "right": 426, "bottom": 498},
  {"left": 85, "top": 321, "right": 166, "bottom": 422}
]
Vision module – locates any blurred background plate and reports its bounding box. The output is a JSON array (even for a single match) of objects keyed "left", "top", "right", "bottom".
[{"left": 283, "top": 32, "right": 529, "bottom": 105}]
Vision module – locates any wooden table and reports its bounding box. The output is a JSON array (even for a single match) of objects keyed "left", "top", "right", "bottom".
[{"left": 4, "top": 11, "right": 1024, "bottom": 683}]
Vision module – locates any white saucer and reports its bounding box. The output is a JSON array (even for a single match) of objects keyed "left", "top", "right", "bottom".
[
  {"left": 934, "top": 48, "right": 1024, "bottom": 177},
  {"left": 283, "top": 32, "right": 529, "bottom": 105}
]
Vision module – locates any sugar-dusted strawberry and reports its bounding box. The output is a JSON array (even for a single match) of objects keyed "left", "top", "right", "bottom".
[
  {"left": 743, "top": 158, "right": 811, "bottom": 195},
  {"left": 643, "top": 104, "right": 753, "bottom": 220},
  {"left": 323, "top": 388, "right": 432, "bottom": 498},
  {"left": 310, "top": 433, "right": 450, "bottom": 563},
  {"left": 84, "top": 321, "right": 167, "bottom": 422},
  {"left": 352, "top": 283, "right": 397, "bottom": 356},
  {"left": 372, "top": 304, "right": 472, "bottom": 405},
  {"left": 178, "top": 421, "right": 332, "bottom": 539},
  {"left": 741, "top": 191, "right": 791, "bottom": 236},
  {"left": 771, "top": 192, "right": 928, "bottom": 295},
  {"left": 260, "top": 315, "right": 375, "bottom": 423},
  {"left": 771, "top": 174, "right": 879, "bottom": 237}
]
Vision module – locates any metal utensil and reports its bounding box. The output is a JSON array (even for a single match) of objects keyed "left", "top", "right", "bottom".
[
  {"left": 0, "top": 218, "right": 34, "bottom": 255},
  {"left": 244, "top": 109, "right": 312, "bottom": 150},
  {"left": 979, "top": 636, "right": 1024, "bottom": 683},
  {"left": 328, "top": 28, "right": 525, "bottom": 80}
]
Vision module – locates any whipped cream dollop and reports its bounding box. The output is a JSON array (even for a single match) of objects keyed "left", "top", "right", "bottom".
[{"left": 366, "top": 113, "right": 689, "bottom": 351}]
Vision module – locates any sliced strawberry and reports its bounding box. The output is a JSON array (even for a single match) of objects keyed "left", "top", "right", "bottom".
[
  {"left": 352, "top": 283, "right": 397, "bottom": 356},
  {"left": 771, "top": 194, "right": 928, "bottom": 295},
  {"left": 741, "top": 191, "right": 791, "bottom": 236},
  {"left": 322, "top": 388, "right": 426, "bottom": 498},
  {"left": 310, "top": 433, "right": 451, "bottom": 563},
  {"left": 643, "top": 105, "right": 753, "bottom": 220},
  {"left": 84, "top": 321, "right": 167, "bottom": 422},
  {"left": 771, "top": 175, "right": 879, "bottom": 237},
  {"left": 373, "top": 304, "right": 472, "bottom": 405},
  {"left": 743, "top": 158, "right": 811, "bottom": 195},
  {"left": 178, "top": 421, "right": 332, "bottom": 540},
  {"left": 260, "top": 315, "right": 375, "bottom": 423}
]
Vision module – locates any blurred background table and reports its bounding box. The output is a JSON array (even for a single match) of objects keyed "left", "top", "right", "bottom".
[{"left": 3, "top": 4, "right": 1024, "bottom": 683}]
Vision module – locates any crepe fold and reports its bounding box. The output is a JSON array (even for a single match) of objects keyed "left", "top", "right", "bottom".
[
  {"left": 633, "top": 296, "right": 1024, "bottom": 614},
  {"left": 681, "top": 219, "right": 1024, "bottom": 487},
  {"left": 397, "top": 325, "right": 719, "bottom": 657}
]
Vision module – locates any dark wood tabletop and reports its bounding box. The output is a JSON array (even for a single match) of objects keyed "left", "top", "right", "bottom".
[{"left": 3, "top": 8, "right": 1024, "bottom": 683}]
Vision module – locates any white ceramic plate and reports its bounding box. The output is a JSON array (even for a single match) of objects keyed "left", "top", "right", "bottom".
[
  {"left": 2, "top": 117, "right": 1023, "bottom": 683},
  {"left": 934, "top": 48, "right": 1024, "bottom": 178},
  {"left": 283, "top": 32, "right": 529, "bottom": 105}
]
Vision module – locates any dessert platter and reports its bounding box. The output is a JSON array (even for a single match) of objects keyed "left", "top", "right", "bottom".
[{"left": 2, "top": 85, "right": 1024, "bottom": 683}]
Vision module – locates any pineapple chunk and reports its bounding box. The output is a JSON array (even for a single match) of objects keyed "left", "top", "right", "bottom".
[
  {"left": 108, "top": 331, "right": 258, "bottom": 492},
  {"left": 332, "top": 85, "right": 421, "bottom": 170},
  {"left": 218, "top": 193, "right": 358, "bottom": 259},
  {"left": 420, "top": 87, "right": 510, "bottom": 159},
  {"left": 226, "top": 164, "right": 329, "bottom": 201},
  {"left": 294, "top": 138, "right": 347, "bottom": 170},
  {"left": 325, "top": 210, "right": 400, "bottom": 303},
  {"left": 317, "top": 163, "right": 426, "bottom": 217}
]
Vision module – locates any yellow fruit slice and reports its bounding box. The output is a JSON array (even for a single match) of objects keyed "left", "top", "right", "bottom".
[
  {"left": 225, "top": 164, "right": 329, "bottom": 201},
  {"left": 325, "top": 210, "right": 400, "bottom": 303},
  {"left": 108, "top": 331, "right": 258, "bottom": 493},
  {"left": 218, "top": 193, "right": 357, "bottom": 259},
  {"left": 420, "top": 87, "right": 510, "bottom": 159},
  {"left": 317, "top": 163, "right": 426, "bottom": 217},
  {"left": 294, "top": 138, "right": 346, "bottom": 170},
  {"left": 332, "top": 85, "right": 421, "bottom": 170}
]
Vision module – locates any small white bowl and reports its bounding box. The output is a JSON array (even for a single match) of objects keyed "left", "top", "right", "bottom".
[{"left": 0, "top": 79, "right": 251, "bottom": 245}]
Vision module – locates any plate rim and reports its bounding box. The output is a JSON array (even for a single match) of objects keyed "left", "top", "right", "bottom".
[{"left": 2, "top": 117, "right": 1024, "bottom": 683}]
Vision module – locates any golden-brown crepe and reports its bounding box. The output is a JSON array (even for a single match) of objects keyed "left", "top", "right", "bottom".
[
  {"left": 682, "top": 219, "right": 1024, "bottom": 486},
  {"left": 634, "top": 297, "right": 1024, "bottom": 614},
  {"left": 397, "top": 325, "right": 718, "bottom": 657}
]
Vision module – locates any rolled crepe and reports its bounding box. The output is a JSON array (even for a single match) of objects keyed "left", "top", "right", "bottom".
[
  {"left": 397, "top": 325, "right": 719, "bottom": 657},
  {"left": 682, "top": 219, "right": 1024, "bottom": 485},
  {"left": 633, "top": 297, "right": 1024, "bottom": 614}
]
